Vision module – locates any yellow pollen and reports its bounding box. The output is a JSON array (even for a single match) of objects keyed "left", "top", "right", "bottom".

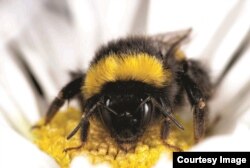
[{"left": 32, "top": 108, "right": 194, "bottom": 168}]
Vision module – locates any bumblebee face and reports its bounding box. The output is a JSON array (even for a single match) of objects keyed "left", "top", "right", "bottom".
[{"left": 99, "top": 94, "right": 153, "bottom": 144}]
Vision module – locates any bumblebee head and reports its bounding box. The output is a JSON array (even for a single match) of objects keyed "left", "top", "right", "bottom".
[
  {"left": 99, "top": 93, "right": 153, "bottom": 149},
  {"left": 91, "top": 80, "right": 157, "bottom": 150}
]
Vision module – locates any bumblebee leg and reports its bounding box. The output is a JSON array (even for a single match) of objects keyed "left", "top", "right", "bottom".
[
  {"left": 161, "top": 119, "right": 183, "bottom": 152},
  {"left": 66, "top": 117, "right": 90, "bottom": 141},
  {"left": 70, "top": 71, "right": 86, "bottom": 112},
  {"left": 151, "top": 97, "right": 184, "bottom": 130},
  {"left": 63, "top": 119, "right": 90, "bottom": 153},
  {"left": 63, "top": 144, "right": 84, "bottom": 153},
  {"left": 163, "top": 141, "right": 183, "bottom": 152},
  {"left": 180, "top": 60, "right": 210, "bottom": 142},
  {"left": 44, "top": 76, "right": 84, "bottom": 125},
  {"left": 193, "top": 101, "right": 207, "bottom": 142},
  {"left": 161, "top": 119, "right": 170, "bottom": 140},
  {"left": 63, "top": 102, "right": 100, "bottom": 152}
]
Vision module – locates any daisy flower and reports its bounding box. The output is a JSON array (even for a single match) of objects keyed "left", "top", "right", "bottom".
[{"left": 0, "top": 0, "right": 250, "bottom": 168}]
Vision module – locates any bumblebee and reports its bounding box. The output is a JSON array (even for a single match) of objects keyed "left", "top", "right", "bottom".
[{"left": 43, "top": 29, "right": 212, "bottom": 151}]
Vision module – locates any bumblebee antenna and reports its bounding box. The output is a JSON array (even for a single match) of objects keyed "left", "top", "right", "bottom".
[
  {"left": 136, "top": 96, "right": 151, "bottom": 111},
  {"left": 136, "top": 96, "right": 184, "bottom": 130},
  {"left": 100, "top": 103, "right": 118, "bottom": 115},
  {"left": 150, "top": 97, "right": 184, "bottom": 130}
]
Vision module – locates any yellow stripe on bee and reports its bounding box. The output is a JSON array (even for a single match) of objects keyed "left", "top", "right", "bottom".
[{"left": 83, "top": 53, "right": 171, "bottom": 98}]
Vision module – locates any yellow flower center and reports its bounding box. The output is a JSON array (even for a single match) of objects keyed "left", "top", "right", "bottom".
[{"left": 31, "top": 108, "right": 194, "bottom": 168}]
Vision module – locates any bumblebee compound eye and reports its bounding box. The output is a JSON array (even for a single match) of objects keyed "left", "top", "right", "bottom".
[
  {"left": 105, "top": 97, "right": 111, "bottom": 107},
  {"left": 138, "top": 102, "right": 152, "bottom": 126},
  {"left": 99, "top": 98, "right": 113, "bottom": 128}
]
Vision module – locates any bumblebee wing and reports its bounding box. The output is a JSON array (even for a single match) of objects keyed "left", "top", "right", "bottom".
[
  {"left": 150, "top": 28, "right": 191, "bottom": 44},
  {"left": 149, "top": 28, "right": 192, "bottom": 58}
]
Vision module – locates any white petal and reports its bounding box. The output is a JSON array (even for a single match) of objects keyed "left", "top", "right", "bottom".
[
  {"left": 99, "top": 0, "right": 148, "bottom": 40},
  {"left": 191, "top": 123, "right": 250, "bottom": 151},
  {"left": 8, "top": 0, "right": 92, "bottom": 102},
  {"left": 68, "top": 0, "right": 101, "bottom": 69},
  {"left": 11, "top": 11, "right": 80, "bottom": 100},
  {"left": 0, "top": 50, "right": 41, "bottom": 136},
  {"left": 209, "top": 46, "right": 250, "bottom": 134},
  {"left": 69, "top": 0, "right": 150, "bottom": 67},
  {"left": 9, "top": 39, "right": 60, "bottom": 102},
  {"left": 0, "top": 111, "right": 10, "bottom": 127},
  {"left": 239, "top": 108, "right": 250, "bottom": 128},
  {"left": 205, "top": 0, "right": 250, "bottom": 81},
  {"left": 153, "top": 153, "right": 172, "bottom": 168},
  {"left": 70, "top": 156, "right": 109, "bottom": 168},
  {"left": 148, "top": 0, "right": 236, "bottom": 34},
  {"left": 0, "top": 0, "right": 43, "bottom": 44},
  {"left": 0, "top": 84, "right": 31, "bottom": 138},
  {"left": 0, "top": 123, "right": 59, "bottom": 168}
]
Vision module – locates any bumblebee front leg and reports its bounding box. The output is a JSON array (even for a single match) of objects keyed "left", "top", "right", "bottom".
[
  {"left": 63, "top": 102, "right": 101, "bottom": 152},
  {"left": 161, "top": 119, "right": 183, "bottom": 152},
  {"left": 161, "top": 119, "right": 170, "bottom": 140},
  {"left": 180, "top": 60, "right": 210, "bottom": 142},
  {"left": 45, "top": 76, "right": 84, "bottom": 124},
  {"left": 63, "top": 118, "right": 90, "bottom": 152}
]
